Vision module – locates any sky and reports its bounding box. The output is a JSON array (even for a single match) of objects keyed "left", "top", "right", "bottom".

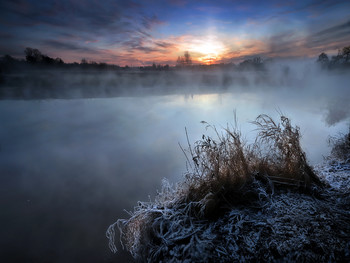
[{"left": 0, "top": 0, "right": 350, "bottom": 66}]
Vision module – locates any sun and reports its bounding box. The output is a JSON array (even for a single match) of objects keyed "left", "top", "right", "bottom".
[
  {"left": 196, "top": 42, "right": 220, "bottom": 56},
  {"left": 190, "top": 37, "right": 226, "bottom": 64}
]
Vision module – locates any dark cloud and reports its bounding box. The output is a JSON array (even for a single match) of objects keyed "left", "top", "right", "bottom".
[
  {"left": 42, "top": 40, "right": 96, "bottom": 53},
  {"left": 315, "top": 20, "right": 350, "bottom": 37},
  {"left": 267, "top": 31, "right": 299, "bottom": 55},
  {"left": 0, "top": 0, "right": 124, "bottom": 29},
  {"left": 123, "top": 37, "right": 145, "bottom": 50},
  {"left": 1, "top": 0, "right": 349, "bottom": 64},
  {"left": 155, "top": 41, "right": 174, "bottom": 48},
  {"left": 123, "top": 37, "right": 160, "bottom": 54},
  {"left": 41, "top": 39, "right": 126, "bottom": 63},
  {"left": 263, "top": 19, "right": 350, "bottom": 58},
  {"left": 0, "top": 32, "right": 14, "bottom": 39},
  {"left": 306, "top": 20, "right": 350, "bottom": 48},
  {"left": 136, "top": 46, "right": 161, "bottom": 53},
  {"left": 277, "top": 0, "right": 341, "bottom": 16},
  {"left": 121, "top": 27, "right": 173, "bottom": 55},
  {"left": 142, "top": 15, "right": 164, "bottom": 30},
  {"left": 137, "top": 29, "right": 153, "bottom": 39},
  {"left": 0, "top": 0, "right": 166, "bottom": 59},
  {"left": 264, "top": 0, "right": 348, "bottom": 25}
]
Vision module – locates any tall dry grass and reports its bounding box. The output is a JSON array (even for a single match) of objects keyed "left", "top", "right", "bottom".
[
  {"left": 107, "top": 114, "right": 327, "bottom": 262},
  {"left": 328, "top": 127, "right": 350, "bottom": 162}
]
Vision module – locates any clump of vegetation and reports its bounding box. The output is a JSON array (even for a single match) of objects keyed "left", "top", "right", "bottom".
[
  {"left": 107, "top": 115, "right": 349, "bottom": 262},
  {"left": 328, "top": 127, "right": 350, "bottom": 162}
]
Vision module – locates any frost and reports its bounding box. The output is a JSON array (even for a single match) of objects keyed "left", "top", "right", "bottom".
[{"left": 107, "top": 116, "right": 350, "bottom": 262}]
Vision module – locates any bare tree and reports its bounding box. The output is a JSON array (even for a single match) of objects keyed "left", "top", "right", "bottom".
[
  {"left": 176, "top": 51, "right": 192, "bottom": 67},
  {"left": 184, "top": 51, "right": 192, "bottom": 65}
]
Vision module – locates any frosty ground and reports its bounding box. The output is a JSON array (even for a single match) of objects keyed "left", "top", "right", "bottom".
[{"left": 107, "top": 116, "right": 350, "bottom": 262}]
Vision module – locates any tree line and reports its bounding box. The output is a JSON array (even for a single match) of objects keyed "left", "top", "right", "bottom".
[
  {"left": 317, "top": 46, "right": 350, "bottom": 69},
  {"left": 0, "top": 47, "right": 175, "bottom": 73},
  {"left": 1, "top": 46, "right": 350, "bottom": 75}
]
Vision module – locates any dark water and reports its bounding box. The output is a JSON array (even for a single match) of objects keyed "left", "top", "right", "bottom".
[{"left": 0, "top": 87, "right": 348, "bottom": 262}]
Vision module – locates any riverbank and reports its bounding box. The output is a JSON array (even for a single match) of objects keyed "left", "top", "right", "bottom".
[{"left": 107, "top": 116, "right": 350, "bottom": 262}]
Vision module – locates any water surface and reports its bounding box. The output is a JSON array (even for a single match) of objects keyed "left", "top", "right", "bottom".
[{"left": 0, "top": 87, "right": 348, "bottom": 262}]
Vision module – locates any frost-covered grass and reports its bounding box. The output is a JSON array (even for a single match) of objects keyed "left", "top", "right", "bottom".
[
  {"left": 316, "top": 127, "right": 350, "bottom": 191},
  {"left": 328, "top": 127, "right": 350, "bottom": 164},
  {"left": 107, "top": 115, "right": 349, "bottom": 262}
]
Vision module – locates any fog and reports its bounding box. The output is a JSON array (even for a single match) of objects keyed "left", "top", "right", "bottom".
[
  {"left": 2, "top": 60, "right": 349, "bottom": 125},
  {"left": 0, "top": 60, "right": 349, "bottom": 262}
]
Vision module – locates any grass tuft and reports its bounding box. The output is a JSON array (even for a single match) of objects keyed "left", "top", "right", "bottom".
[
  {"left": 328, "top": 126, "right": 350, "bottom": 162},
  {"left": 106, "top": 114, "right": 350, "bottom": 263}
]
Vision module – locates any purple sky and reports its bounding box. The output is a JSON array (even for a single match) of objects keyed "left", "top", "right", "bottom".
[{"left": 1, "top": 0, "right": 350, "bottom": 65}]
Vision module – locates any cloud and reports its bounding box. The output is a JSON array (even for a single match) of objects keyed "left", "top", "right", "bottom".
[
  {"left": 250, "top": 20, "right": 350, "bottom": 59},
  {"left": 121, "top": 30, "right": 176, "bottom": 56},
  {"left": 142, "top": 15, "right": 164, "bottom": 30},
  {"left": 0, "top": 32, "right": 14, "bottom": 39},
  {"left": 0, "top": 0, "right": 163, "bottom": 42},
  {"left": 272, "top": 0, "right": 346, "bottom": 18},
  {"left": 266, "top": 31, "right": 303, "bottom": 55},
  {"left": 0, "top": 0, "right": 169, "bottom": 63},
  {"left": 42, "top": 40, "right": 96, "bottom": 53},
  {"left": 1, "top": 0, "right": 126, "bottom": 30},
  {"left": 306, "top": 20, "right": 350, "bottom": 49},
  {"left": 1, "top": 0, "right": 350, "bottom": 65},
  {"left": 155, "top": 41, "right": 175, "bottom": 49},
  {"left": 169, "top": 0, "right": 187, "bottom": 7}
]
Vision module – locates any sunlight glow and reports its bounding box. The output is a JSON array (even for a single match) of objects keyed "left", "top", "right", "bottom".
[{"left": 188, "top": 36, "right": 227, "bottom": 64}]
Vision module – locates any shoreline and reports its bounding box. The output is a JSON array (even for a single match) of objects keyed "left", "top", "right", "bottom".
[{"left": 107, "top": 117, "right": 350, "bottom": 262}]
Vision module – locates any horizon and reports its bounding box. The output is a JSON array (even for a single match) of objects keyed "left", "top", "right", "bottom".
[{"left": 1, "top": 0, "right": 350, "bottom": 66}]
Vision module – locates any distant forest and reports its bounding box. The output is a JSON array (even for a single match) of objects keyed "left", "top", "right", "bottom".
[
  {"left": 0, "top": 46, "right": 350, "bottom": 100},
  {"left": 1, "top": 46, "right": 349, "bottom": 75}
]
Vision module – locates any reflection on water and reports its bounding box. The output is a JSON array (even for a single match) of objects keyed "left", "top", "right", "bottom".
[{"left": 0, "top": 89, "right": 348, "bottom": 262}]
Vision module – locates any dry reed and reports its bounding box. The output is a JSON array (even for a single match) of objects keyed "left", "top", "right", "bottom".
[{"left": 107, "top": 114, "right": 349, "bottom": 262}]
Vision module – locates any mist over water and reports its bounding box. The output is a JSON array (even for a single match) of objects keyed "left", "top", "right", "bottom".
[{"left": 0, "top": 61, "right": 349, "bottom": 262}]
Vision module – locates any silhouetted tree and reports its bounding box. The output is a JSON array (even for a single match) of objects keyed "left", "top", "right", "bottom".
[
  {"left": 98, "top": 62, "right": 107, "bottom": 69},
  {"left": 23, "top": 48, "right": 63, "bottom": 66},
  {"left": 184, "top": 51, "right": 192, "bottom": 65},
  {"left": 177, "top": 51, "right": 192, "bottom": 67},
  {"left": 3, "top": 55, "right": 15, "bottom": 62},
  {"left": 177, "top": 56, "right": 184, "bottom": 66},
  {"left": 317, "top": 52, "right": 329, "bottom": 63},
  {"left": 342, "top": 46, "right": 350, "bottom": 63},
  {"left": 252, "top": 57, "right": 262, "bottom": 64},
  {"left": 317, "top": 46, "right": 350, "bottom": 69},
  {"left": 330, "top": 50, "right": 345, "bottom": 67},
  {"left": 42, "top": 55, "right": 55, "bottom": 64},
  {"left": 25, "top": 47, "right": 43, "bottom": 63},
  {"left": 239, "top": 57, "right": 264, "bottom": 70},
  {"left": 317, "top": 52, "right": 329, "bottom": 68},
  {"left": 55, "top": 58, "right": 64, "bottom": 64}
]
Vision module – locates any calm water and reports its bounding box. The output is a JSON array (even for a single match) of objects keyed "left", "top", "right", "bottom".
[{"left": 0, "top": 87, "right": 348, "bottom": 262}]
